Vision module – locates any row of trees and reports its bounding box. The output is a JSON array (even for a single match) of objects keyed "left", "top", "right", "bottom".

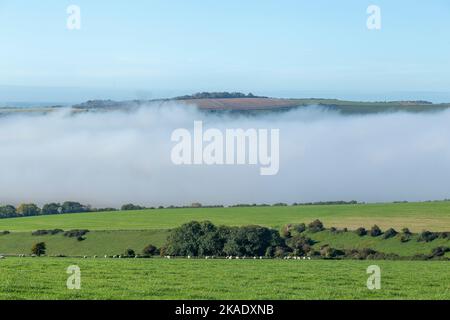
[{"left": 0, "top": 202, "right": 97, "bottom": 218}]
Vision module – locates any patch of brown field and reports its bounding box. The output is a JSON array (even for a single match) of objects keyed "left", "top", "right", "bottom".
[
  {"left": 320, "top": 217, "right": 450, "bottom": 232},
  {"left": 178, "top": 98, "right": 303, "bottom": 110}
]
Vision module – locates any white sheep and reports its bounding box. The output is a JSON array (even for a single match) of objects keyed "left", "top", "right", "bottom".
[
  {"left": 93, "top": 255, "right": 97, "bottom": 259},
  {"left": 187, "top": 255, "right": 191, "bottom": 259},
  {"left": 104, "top": 255, "right": 108, "bottom": 258}
]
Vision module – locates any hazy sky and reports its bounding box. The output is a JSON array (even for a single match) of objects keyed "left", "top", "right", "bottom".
[{"left": 0, "top": 0, "right": 450, "bottom": 102}]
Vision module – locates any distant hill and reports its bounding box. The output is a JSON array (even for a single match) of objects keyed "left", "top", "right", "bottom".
[{"left": 2, "top": 92, "right": 450, "bottom": 116}]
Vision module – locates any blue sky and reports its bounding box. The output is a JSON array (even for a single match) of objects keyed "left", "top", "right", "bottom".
[{"left": 0, "top": 0, "right": 449, "bottom": 102}]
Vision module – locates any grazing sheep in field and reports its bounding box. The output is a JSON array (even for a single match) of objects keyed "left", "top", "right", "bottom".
[
  {"left": 303, "top": 257, "right": 306, "bottom": 260},
  {"left": 104, "top": 255, "right": 108, "bottom": 258},
  {"left": 113, "top": 255, "right": 117, "bottom": 258},
  {"left": 260, "top": 256, "right": 263, "bottom": 260},
  {"left": 307, "top": 257, "right": 311, "bottom": 260},
  {"left": 187, "top": 255, "right": 191, "bottom": 259},
  {"left": 253, "top": 256, "right": 257, "bottom": 259},
  {"left": 166, "top": 256, "right": 171, "bottom": 259},
  {"left": 236, "top": 256, "right": 239, "bottom": 259},
  {"left": 118, "top": 255, "right": 122, "bottom": 259},
  {"left": 83, "top": 256, "right": 87, "bottom": 259},
  {"left": 134, "top": 255, "right": 139, "bottom": 258},
  {"left": 0, "top": 255, "right": 5, "bottom": 259},
  {"left": 93, "top": 255, "right": 97, "bottom": 259}
]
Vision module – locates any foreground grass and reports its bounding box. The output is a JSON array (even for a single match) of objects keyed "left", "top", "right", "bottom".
[
  {"left": 1, "top": 201, "right": 450, "bottom": 232},
  {"left": 0, "top": 258, "right": 448, "bottom": 300}
]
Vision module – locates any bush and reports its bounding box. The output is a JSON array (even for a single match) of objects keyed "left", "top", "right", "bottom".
[
  {"left": 370, "top": 225, "right": 383, "bottom": 237},
  {"left": 307, "top": 220, "right": 324, "bottom": 233},
  {"left": 121, "top": 204, "right": 145, "bottom": 211},
  {"left": 417, "top": 231, "right": 438, "bottom": 242},
  {"left": 0, "top": 230, "right": 10, "bottom": 235},
  {"left": 383, "top": 228, "right": 398, "bottom": 239},
  {"left": 430, "top": 246, "right": 450, "bottom": 257},
  {"left": 142, "top": 244, "right": 159, "bottom": 256},
  {"left": 355, "top": 227, "right": 367, "bottom": 236},
  {"left": 320, "top": 246, "right": 345, "bottom": 259},
  {"left": 31, "top": 242, "right": 46, "bottom": 256},
  {"left": 401, "top": 228, "right": 412, "bottom": 235},
  {"left": 124, "top": 248, "right": 135, "bottom": 257},
  {"left": 32, "top": 229, "right": 64, "bottom": 236},
  {"left": 64, "top": 229, "right": 89, "bottom": 238},
  {"left": 400, "top": 234, "right": 411, "bottom": 243},
  {"left": 439, "top": 232, "right": 450, "bottom": 239},
  {"left": 292, "top": 223, "right": 306, "bottom": 234}
]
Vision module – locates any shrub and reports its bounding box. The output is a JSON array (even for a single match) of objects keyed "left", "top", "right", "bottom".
[
  {"left": 124, "top": 248, "right": 136, "bottom": 257},
  {"left": 32, "top": 229, "right": 64, "bottom": 236},
  {"left": 370, "top": 225, "right": 383, "bottom": 237},
  {"left": 121, "top": 204, "right": 145, "bottom": 211},
  {"left": 439, "top": 232, "right": 450, "bottom": 239},
  {"left": 355, "top": 227, "right": 367, "bottom": 236},
  {"left": 307, "top": 220, "right": 324, "bottom": 233},
  {"left": 142, "top": 244, "right": 159, "bottom": 256},
  {"left": 0, "top": 230, "right": 10, "bottom": 235},
  {"left": 383, "top": 228, "right": 398, "bottom": 239},
  {"left": 31, "top": 242, "right": 46, "bottom": 256},
  {"left": 401, "top": 228, "right": 412, "bottom": 235},
  {"left": 417, "top": 231, "right": 438, "bottom": 242},
  {"left": 64, "top": 229, "right": 89, "bottom": 238},
  {"left": 430, "top": 246, "right": 450, "bottom": 257},
  {"left": 320, "top": 246, "right": 345, "bottom": 259},
  {"left": 292, "top": 223, "right": 306, "bottom": 234},
  {"left": 400, "top": 234, "right": 411, "bottom": 243}
]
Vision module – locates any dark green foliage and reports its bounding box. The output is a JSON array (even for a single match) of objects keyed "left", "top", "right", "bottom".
[
  {"left": 355, "top": 227, "right": 367, "bottom": 236},
  {"left": 41, "top": 203, "right": 61, "bottom": 215},
  {"left": 32, "top": 229, "right": 64, "bottom": 236},
  {"left": 165, "top": 221, "right": 284, "bottom": 257},
  {"left": 61, "top": 202, "right": 89, "bottom": 214},
  {"left": 401, "top": 228, "right": 412, "bottom": 235},
  {"left": 124, "top": 248, "right": 135, "bottom": 257},
  {"left": 121, "top": 204, "right": 145, "bottom": 211},
  {"left": 142, "top": 244, "right": 159, "bottom": 256},
  {"left": 17, "top": 203, "right": 40, "bottom": 216},
  {"left": 0, "top": 205, "right": 17, "bottom": 218},
  {"left": 430, "top": 246, "right": 450, "bottom": 257},
  {"left": 223, "top": 225, "right": 284, "bottom": 257},
  {"left": 63, "top": 229, "right": 89, "bottom": 239},
  {"left": 31, "top": 242, "right": 46, "bottom": 256},
  {"left": 370, "top": 225, "right": 383, "bottom": 237},
  {"left": 0, "top": 230, "right": 10, "bottom": 235},
  {"left": 417, "top": 231, "right": 439, "bottom": 242},
  {"left": 320, "top": 245, "right": 345, "bottom": 259},
  {"left": 383, "top": 228, "right": 398, "bottom": 239},
  {"left": 307, "top": 220, "right": 324, "bottom": 233}
]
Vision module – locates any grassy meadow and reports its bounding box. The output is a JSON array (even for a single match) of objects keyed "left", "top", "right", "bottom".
[
  {"left": 1, "top": 201, "right": 450, "bottom": 232},
  {"left": 0, "top": 201, "right": 449, "bottom": 300},
  {"left": 0, "top": 258, "right": 448, "bottom": 300}
]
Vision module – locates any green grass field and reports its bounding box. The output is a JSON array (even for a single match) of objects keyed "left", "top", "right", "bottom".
[
  {"left": 0, "top": 258, "right": 448, "bottom": 300},
  {"left": 1, "top": 201, "right": 449, "bottom": 232}
]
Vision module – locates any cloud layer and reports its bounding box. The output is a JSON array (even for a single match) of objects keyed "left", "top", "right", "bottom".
[{"left": 1, "top": 104, "right": 450, "bottom": 207}]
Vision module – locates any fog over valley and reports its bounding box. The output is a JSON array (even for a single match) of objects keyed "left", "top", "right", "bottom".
[{"left": 1, "top": 104, "right": 450, "bottom": 207}]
